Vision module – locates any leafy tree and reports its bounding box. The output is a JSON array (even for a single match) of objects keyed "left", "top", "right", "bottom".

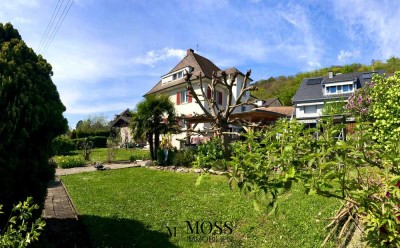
[
  {"left": 75, "top": 114, "right": 110, "bottom": 133},
  {"left": 369, "top": 72, "right": 400, "bottom": 150},
  {"left": 229, "top": 72, "right": 400, "bottom": 246},
  {"left": 0, "top": 23, "right": 67, "bottom": 224},
  {"left": 321, "top": 98, "right": 347, "bottom": 116},
  {"left": 130, "top": 94, "right": 178, "bottom": 160}
]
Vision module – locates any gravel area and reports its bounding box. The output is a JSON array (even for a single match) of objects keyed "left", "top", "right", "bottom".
[{"left": 56, "top": 161, "right": 146, "bottom": 176}]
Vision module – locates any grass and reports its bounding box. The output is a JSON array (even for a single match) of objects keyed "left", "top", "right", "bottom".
[
  {"left": 89, "top": 148, "right": 150, "bottom": 162},
  {"left": 56, "top": 148, "right": 151, "bottom": 165},
  {"left": 62, "top": 168, "right": 341, "bottom": 247}
]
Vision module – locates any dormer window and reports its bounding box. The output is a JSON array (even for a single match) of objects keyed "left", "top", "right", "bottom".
[
  {"left": 172, "top": 71, "right": 183, "bottom": 80},
  {"left": 326, "top": 84, "right": 354, "bottom": 95}
]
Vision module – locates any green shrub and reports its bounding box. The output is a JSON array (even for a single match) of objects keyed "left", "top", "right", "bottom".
[
  {"left": 52, "top": 135, "right": 74, "bottom": 155},
  {"left": 91, "top": 136, "right": 107, "bottom": 148},
  {"left": 173, "top": 149, "right": 196, "bottom": 167},
  {"left": 0, "top": 197, "right": 45, "bottom": 247},
  {"left": 70, "top": 130, "right": 110, "bottom": 139},
  {"left": 194, "top": 137, "right": 227, "bottom": 169},
  {"left": 156, "top": 148, "right": 175, "bottom": 166},
  {"left": 0, "top": 23, "right": 67, "bottom": 224},
  {"left": 129, "top": 155, "right": 136, "bottom": 162},
  {"left": 72, "top": 136, "right": 107, "bottom": 149},
  {"left": 54, "top": 156, "right": 86, "bottom": 168}
]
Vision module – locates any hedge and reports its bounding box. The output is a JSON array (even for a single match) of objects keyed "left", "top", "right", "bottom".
[
  {"left": 72, "top": 136, "right": 108, "bottom": 149},
  {"left": 70, "top": 130, "right": 110, "bottom": 139}
]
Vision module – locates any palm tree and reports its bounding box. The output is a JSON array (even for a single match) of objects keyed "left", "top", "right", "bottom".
[{"left": 130, "top": 94, "right": 179, "bottom": 160}]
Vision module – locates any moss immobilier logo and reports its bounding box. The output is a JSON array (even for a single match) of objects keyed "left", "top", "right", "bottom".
[{"left": 163, "top": 220, "right": 235, "bottom": 244}]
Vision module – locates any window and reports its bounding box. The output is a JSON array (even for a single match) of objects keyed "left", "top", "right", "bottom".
[
  {"left": 172, "top": 71, "right": 183, "bottom": 80},
  {"left": 304, "top": 105, "right": 317, "bottom": 114},
  {"left": 217, "top": 91, "right": 223, "bottom": 105},
  {"left": 326, "top": 84, "right": 354, "bottom": 94},
  {"left": 176, "top": 91, "right": 191, "bottom": 105},
  {"left": 181, "top": 91, "right": 188, "bottom": 103},
  {"left": 327, "top": 86, "right": 337, "bottom": 94},
  {"left": 207, "top": 88, "right": 223, "bottom": 105},
  {"left": 342, "top": 84, "right": 353, "bottom": 93},
  {"left": 241, "top": 106, "right": 246, "bottom": 112}
]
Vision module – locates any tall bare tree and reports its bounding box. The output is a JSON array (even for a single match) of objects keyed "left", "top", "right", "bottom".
[{"left": 184, "top": 69, "right": 257, "bottom": 153}]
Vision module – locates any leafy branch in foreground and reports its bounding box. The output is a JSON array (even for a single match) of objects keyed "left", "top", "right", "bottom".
[{"left": 0, "top": 197, "right": 45, "bottom": 247}]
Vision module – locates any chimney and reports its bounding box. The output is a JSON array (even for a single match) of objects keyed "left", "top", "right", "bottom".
[
  {"left": 328, "top": 71, "right": 334, "bottom": 78},
  {"left": 187, "top": 48, "right": 194, "bottom": 55}
]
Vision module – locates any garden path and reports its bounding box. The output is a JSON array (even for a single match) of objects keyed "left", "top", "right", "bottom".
[
  {"left": 39, "top": 161, "right": 145, "bottom": 247},
  {"left": 55, "top": 161, "right": 145, "bottom": 176}
]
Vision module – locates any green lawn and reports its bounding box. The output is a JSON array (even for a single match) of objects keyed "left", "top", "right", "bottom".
[
  {"left": 62, "top": 168, "right": 340, "bottom": 247},
  {"left": 59, "top": 148, "right": 151, "bottom": 164}
]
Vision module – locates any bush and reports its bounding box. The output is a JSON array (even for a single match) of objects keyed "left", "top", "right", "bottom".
[
  {"left": 70, "top": 130, "right": 110, "bottom": 139},
  {"left": 72, "top": 136, "right": 107, "bottom": 149},
  {"left": 54, "top": 156, "right": 86, "bottom": 168},
  {"left": 0, "top": 197, "right": 45, "bottom": 247},
  {"left": 129, "top": 155, "right": 136, "bottom": 162},
  {"left": 52, "top": 135, "right": 74, "bottom": 155},
  {"left": 173, "top": 149, "right": 196, "bottom": 167},
  {"left": 194, "top": 138, "right": 227, "bottom": 170},
  {"left": 156, "top": 148, "right": 175, "bottom": 166},
  {"left": 91, "top": 136, "right": 107, "bottom": 148},
  {"left": 0, "top": 23, "right": 67, "bottom": 224}
]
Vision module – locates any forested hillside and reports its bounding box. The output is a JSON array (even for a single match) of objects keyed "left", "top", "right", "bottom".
[{"left": 252, "top": 57, "right": 400, "bottom": 105}]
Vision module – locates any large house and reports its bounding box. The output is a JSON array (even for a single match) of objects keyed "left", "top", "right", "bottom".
[
  {"left": 292, "top": 70, "right": 384, "bottom": 124},
  {"left": 144, "top": 48, "right": 257, "bottom": 149}
]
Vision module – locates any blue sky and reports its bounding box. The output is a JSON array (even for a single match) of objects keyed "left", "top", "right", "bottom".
[{"left": 1, "top": 0, "right": 400, "bottom": 128}]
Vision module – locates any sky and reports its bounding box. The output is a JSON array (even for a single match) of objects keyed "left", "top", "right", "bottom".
[{"left": 1, "top": 0, "right": 400, "bottom": 128}]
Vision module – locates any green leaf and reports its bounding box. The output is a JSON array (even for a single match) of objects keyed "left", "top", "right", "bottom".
[
  {"left": 195, "top": 174, "right": 203, "bottom": 187},
  {"left": 253, "top": 199, "right": 261, "bottom": 212}
]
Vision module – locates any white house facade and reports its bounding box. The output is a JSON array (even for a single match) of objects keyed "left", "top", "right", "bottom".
[
  {"left": 144, "top": 49, "right": 253, "bottom": 149},
  {"left": 292, "top": 71, "right": 384, "bottom": 124}
]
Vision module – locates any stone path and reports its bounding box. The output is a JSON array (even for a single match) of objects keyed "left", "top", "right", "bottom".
[
  {"left": 40, "top": 161, "right": 146, "bottom": 247},
  {"left": 55, "top": 161, "right": 146, "bottom": 176}
]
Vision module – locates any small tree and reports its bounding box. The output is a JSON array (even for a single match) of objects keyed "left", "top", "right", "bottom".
[
  {"left": 184, "top": 69, "right": 257, "bottom": 156},
  {"left": 131, "top": 95, "right": 179, "bottom": 161},
  {"left": 79, "top": 138, "right": 93, "bottom": 161}
]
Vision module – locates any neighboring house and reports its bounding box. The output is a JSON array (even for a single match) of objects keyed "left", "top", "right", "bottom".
[
  {"left": 254, "top": 97, "right": 283, "bottom": 107},
  {"left": 110, "top": 108, "right": 133, "bottom": 145},
  {"left": 144, "top": 48, "right": 255, "bottom": 149},
  {"left": 292, "top": 70, "right": 384, "bottom": 124}
]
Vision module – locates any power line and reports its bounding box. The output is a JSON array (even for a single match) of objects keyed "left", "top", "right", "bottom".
[
  {"left": 42, "top": 0, "right": 74, "bottom": 54},
  {"left": 38, "top": 0, "right": 64, "bottom": 53}
]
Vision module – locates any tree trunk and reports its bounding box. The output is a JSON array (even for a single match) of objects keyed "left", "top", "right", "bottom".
[
  {"left": 148, "top": 132, "right": 154, "bottom": 160},
  {"left": 154, "top": 130, "right": 160, "bottom": 161},
  {"left": 220, "top": 126, "right": 231, "bottom": 159}
]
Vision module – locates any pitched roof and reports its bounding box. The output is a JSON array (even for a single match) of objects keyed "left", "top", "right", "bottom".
[
  {"left": 292, "top": 70, "right": 385, "bottom": 103},
  {"left": 253, "top": 106, "right": 295, "bottom": 117},
  {"left": 111, "top": 108, "right": 132, "bottom": 127},
  {"left": 261, "top": 97, "right": 282, "bottom": 107},
  {"left": 144, "top": 49, "right": 221, "bottom": 96}
]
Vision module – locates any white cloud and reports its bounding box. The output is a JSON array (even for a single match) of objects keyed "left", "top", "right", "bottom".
[
  {"left": 337, "top": 50, "right": 360, "bottom": 62},
  {"left": 13, "top": 17, "right": 32, "bottom": 24},
  {"left": 65, "top": 101, "right": 134, "bottom": 115},
  {"left": 333, "top": 0, "right": 400, "bottom": 59},
  {"left": 307, "top": 61, "right": 321, "bottom": 70},
  {"left": 131, "top": 48, "right": 186, "bottom": 67},
  {"left": 277, "top": 3, "right": 324, "bottom": 70}
]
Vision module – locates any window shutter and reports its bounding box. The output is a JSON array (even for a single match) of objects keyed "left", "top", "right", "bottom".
[
  {"left": 207, "top": 87, "right": 211, "bottom": 99},
  {"left": 188, "top": 91, "right": 192, "bottom": 103},
  {"left": 218, "top": 91, "right": 222, "bottom": 105},
  {"left": 176, "top": 92, "right": 181, "bottom": 105}
]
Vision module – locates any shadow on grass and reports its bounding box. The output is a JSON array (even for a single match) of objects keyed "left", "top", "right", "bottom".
[
  {"left": 32, "top": 217, "right": 91, "bottom": 248},
  {"left": 80, "top": 215, "right": 178, "bottom": 248}
]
